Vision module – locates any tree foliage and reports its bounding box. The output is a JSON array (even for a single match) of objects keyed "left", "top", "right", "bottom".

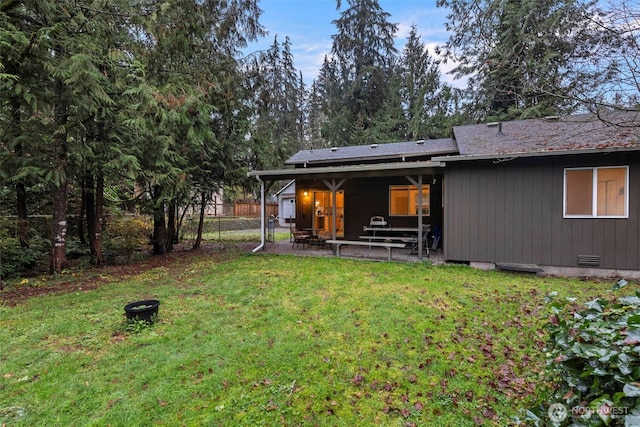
[
  {"left": 325, "top": 0, "right": 398, "bottom": 145},
  {"left": 523, "top": 290, "right": 640, "bottom": 426},
  {"left": 310, "top": 0, "right": 460, "bottom": 146},
  {"left": 248, "top": 35, "right": 305, "bottom": 170},
  {"left": 399, "top": 24, "right": 466, "bottom": 139},
  {"left": 557, "top": 0, "right": 640, "bottom": 115},
  {"left": 0, "top": 0, "right": 264, "bottom": 269},
  {"left": 2, "top": 0, "right": 638, "bottom": 275},
  {"left": 437, "top": 0, "right": 600, "bottom": 121}
]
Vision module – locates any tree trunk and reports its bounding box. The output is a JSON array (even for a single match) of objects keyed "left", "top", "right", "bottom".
[
  {"left": 50, "top": 181, "right": 69, "bottom": 273},
  {"left": 152, "top": 185, "right": 168, "bottom": 255},
  {"left": 50, "top": 80, "right": 69, "bottom": 274},
  {"left": 84, "top": 174, "right": 95, "bottom": 250},
  {"left": 16, "top": 180, "right": 28, "bottom": 248},
  {"left": 176, "top": 201, "right": 190, "bottom": 244},
  {"left": 153, "top": 205, "right": 168, "bottom": 255},
  {"left": 193, "top": 191, "right": 206, "bottom": 249},
  {"left": 167, "top": 198, "right": 177, "bottom": 250},
  {"left": 93, "top": 172, "right": 104, "bottom": 266}
]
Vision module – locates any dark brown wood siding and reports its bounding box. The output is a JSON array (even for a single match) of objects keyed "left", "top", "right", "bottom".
[
  {"left": 296, "top": 174, "right": 444, "bottom": 240},
  {"left": 444, "top": 152, "right": 640, "bottom": 270}
]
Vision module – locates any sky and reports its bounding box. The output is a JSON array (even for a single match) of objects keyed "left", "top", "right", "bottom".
[{"left": 246, "top": 0, "right": 464, "bottom": 88}]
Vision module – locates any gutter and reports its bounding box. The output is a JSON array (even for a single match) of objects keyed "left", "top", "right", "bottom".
[{"left": 251, "top": 174, "right": 265, "bottom": 253}]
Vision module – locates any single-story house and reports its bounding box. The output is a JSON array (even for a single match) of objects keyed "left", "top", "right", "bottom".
[{"left": 249, "top": 112, "right": 640, "bottom": 278}]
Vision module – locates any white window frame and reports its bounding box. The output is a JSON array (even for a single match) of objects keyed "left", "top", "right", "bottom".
[{"left": 563, "top": 166, "right": 629, "bottom": 218}]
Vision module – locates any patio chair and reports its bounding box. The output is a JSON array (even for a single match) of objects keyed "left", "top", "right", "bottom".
[
  {"left": 292, "top": 229, "right": 310, "bottom": 248},
  {"left": 406, "top": 228, "right": 430, "bottom": 256}
]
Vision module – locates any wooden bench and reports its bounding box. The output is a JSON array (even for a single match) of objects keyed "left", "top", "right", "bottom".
[
  {"left": 358, "top": 235, "right": 409, "bottom": 242},
  {"left": 358, "top": 235, "right": 428, "bottom": 255},
  {"left": 326, "top": 240, "right": 406, "bottom": 261}
]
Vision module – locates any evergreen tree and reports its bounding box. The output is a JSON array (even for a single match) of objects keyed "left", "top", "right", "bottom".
[
  {"left": 326, "top": 0, "right": 398, "bottom": 145},
  {"left": 2, "top": 1, "right": 128, "bottom": 272},
  {"left": 128, "top": 0, "right": 263, "bottom": 254},
  {"left": 249, "top": 35, "right": 304, "bottom": 170},
  {"left": 1, "top": 0, "right": 266, "bottom": 271},
  {"left": 307, "top": 78, "right": 327, "bottom": 149},
  {"left": 437, "top": 0, "right": 596, "bottom": 120},
  {"left": 400, "top": 25, "right": 448, "bottom": 139},
  {"left": 0, "top": 1, "right": 44, "bottom": 248},
  {"left": 367, "top": 60, "right": 406, "bottom": 142},
  {"left": 313, "top": 56, "right": 347, "bottom": 147}
]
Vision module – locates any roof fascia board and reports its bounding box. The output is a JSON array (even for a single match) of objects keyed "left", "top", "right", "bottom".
[
  {"left": 432, "top": 146, "right": 640, "bottom": 163},
  {"left": 273, "top": 179, "right": 296, "bottom": 196},
  {"left": 248, "top": 161, "right": 445, "bottom": 179}
]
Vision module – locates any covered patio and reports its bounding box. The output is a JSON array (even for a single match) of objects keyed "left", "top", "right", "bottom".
[
  {"left": 249, "top": 158, "right": 446, "bottom": 260},
  {"left": 253, "top": 230, "right": 446, "bottom": 263}
]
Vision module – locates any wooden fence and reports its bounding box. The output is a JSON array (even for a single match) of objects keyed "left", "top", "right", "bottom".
[{"left": 232, "top": 201, "right": 278, "bottom": 218}]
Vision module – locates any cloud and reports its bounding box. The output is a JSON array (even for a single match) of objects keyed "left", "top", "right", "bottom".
[{"left": 291, "top": 40, "right": 333, "bottom": 84}]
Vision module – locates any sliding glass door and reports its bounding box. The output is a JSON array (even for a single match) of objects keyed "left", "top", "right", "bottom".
[{"left": 313, "top": 190, "right": 344, "bottom": 237}]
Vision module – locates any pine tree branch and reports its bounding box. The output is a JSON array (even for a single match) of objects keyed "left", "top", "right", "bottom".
[
  {"left": 1, "top": 0, "right": 20, "bottom": 13},
  {"left": 76, "top": 4, "right": 152, "bottom": 18}
]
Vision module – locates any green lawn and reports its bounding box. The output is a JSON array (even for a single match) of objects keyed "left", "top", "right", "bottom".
[
  {"left": 182, "top": 228, "right": 290, "bottom": 243},
  {"left": 0, "top": 250, "right": 623, "bottom": 426}
]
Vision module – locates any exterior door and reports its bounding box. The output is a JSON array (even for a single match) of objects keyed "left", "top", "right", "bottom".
[{"left": 313, "top": 191, "right": 344, "bottom": 237}]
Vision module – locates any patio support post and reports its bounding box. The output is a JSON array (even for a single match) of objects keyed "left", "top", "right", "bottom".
[
  {"left": 405, "top": 175, "right": 424, "bottom": 259},
  {"left": 331, "top": 186, "right": 337, "bottom": 240},
  {"left": 252, "top": 175, "right": 266, "bottom": 253}
]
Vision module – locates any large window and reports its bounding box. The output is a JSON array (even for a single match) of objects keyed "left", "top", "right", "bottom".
[
  {"left": 389, "top": 185, "right": 430, "bottom": 216},
  {"left": 564, "top": 166, "right": 628, "bottom": 218}
]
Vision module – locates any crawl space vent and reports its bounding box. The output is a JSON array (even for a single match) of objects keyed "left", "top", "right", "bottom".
[{"left": 577, "top": 255, "right": 600, "bottom": 266}]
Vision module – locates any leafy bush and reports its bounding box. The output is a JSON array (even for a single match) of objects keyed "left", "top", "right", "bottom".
[
  {"left": 523, "top": 289, "right": 640, "bottom": 426},
  {"left": 103, "top": 214, "right": 151, "bottom": 263},
  {"left": 65, "top": 237, "right": 91, "bottom": 259},
  {"left": 0, "top": 230, "right": 40, "bottom": 278}
]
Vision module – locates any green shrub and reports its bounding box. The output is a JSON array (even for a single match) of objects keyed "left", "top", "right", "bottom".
[
  {"left": 103, "top": 214, "right": 152, "bottom": 263},
  {"left": 0, "top": 230, "right": 40, "bottom": 278},
  {"left": 65, "top": 237, "right": 91, "bottom": 259},
  {"left": 523, "top": 289, "right": 640, "bottom": 426}
]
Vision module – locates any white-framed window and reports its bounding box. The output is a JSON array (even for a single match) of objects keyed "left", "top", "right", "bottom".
[
  {"left": 389, "top": 185, "right": 430, "bottom": 216},
  {"left": 564, "top": 166, "right": 628, "bottom": 218}
]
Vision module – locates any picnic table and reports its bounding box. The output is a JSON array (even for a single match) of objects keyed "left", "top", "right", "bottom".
[
  {"left": 362, "top": 226, "right": 421, "bottom": 236},
  {"left": 361, "top": 225, "right": 430, "bottom": 256}
]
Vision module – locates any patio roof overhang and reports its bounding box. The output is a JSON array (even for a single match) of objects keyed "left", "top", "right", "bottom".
[{"left": 247, "top": 160, "right": 446, "bottom": 181}]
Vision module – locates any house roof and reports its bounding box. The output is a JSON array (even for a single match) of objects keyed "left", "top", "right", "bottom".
[
  {"left": 274, "top": 180, "right": 295, "bottom": 197},
  {"left": 248, "top": 112, "right": 640, "bottom": 179},
  {"left": 285, "top": 138, "right": 458, "bottom": 166},
  {"left": 450, "top": 112, "right": 640, "bottom": 159}
]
